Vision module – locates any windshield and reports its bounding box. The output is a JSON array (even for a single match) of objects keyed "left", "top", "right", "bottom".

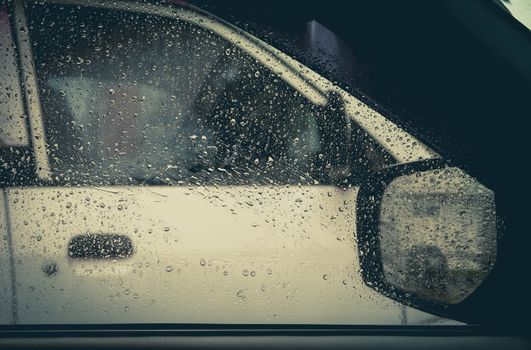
[{"left": 0, "top": 0, "right": 493, "bottom": 327}]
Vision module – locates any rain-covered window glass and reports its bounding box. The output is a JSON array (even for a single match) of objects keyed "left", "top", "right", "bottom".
[
  {"left": 0, "top": 8, "right": 28, "bottom": 148},
  {"left": 27, "top": 4, "right": 393, "bottom": 186},
  {"left": 0, "top": 1, "right": 460, "bottom": 326},
  {"left": 0, "top": 7, "right": 34, "bottom": 187}
]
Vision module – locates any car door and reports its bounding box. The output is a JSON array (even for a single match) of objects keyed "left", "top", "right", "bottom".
[{"left": 3, "top": 0, "right": 449, "bottom": 325}]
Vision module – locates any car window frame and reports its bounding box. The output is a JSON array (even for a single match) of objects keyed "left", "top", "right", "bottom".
[{"left": 15, "top": 0, "right": 439, "bottom": 184}]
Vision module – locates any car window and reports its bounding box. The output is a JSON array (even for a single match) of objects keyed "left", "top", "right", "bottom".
[{"left": 27, "top": 4, "right": 393, "bottom": 186}]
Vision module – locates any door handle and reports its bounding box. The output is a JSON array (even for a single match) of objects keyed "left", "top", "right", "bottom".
[{"left": 68, "top": 234, "right": 133, "bottom": 260}]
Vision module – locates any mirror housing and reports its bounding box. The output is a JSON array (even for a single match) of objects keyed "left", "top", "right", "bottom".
[{"left": 356, "top": 159, "right": 498, "bottom": 320}]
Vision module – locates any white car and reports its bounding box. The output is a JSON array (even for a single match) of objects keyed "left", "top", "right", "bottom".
[{"left": 0, "top": 0, "right": 466, "bottom": 326}]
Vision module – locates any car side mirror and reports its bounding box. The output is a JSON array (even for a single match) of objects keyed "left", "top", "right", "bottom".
[{"left": 356, "top": 159, "right": 498, "bottom": 319}]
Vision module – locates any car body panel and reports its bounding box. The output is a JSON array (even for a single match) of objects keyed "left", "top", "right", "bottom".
[{"left": 9, "top": 185, "right": 401, "bottom": 324}]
